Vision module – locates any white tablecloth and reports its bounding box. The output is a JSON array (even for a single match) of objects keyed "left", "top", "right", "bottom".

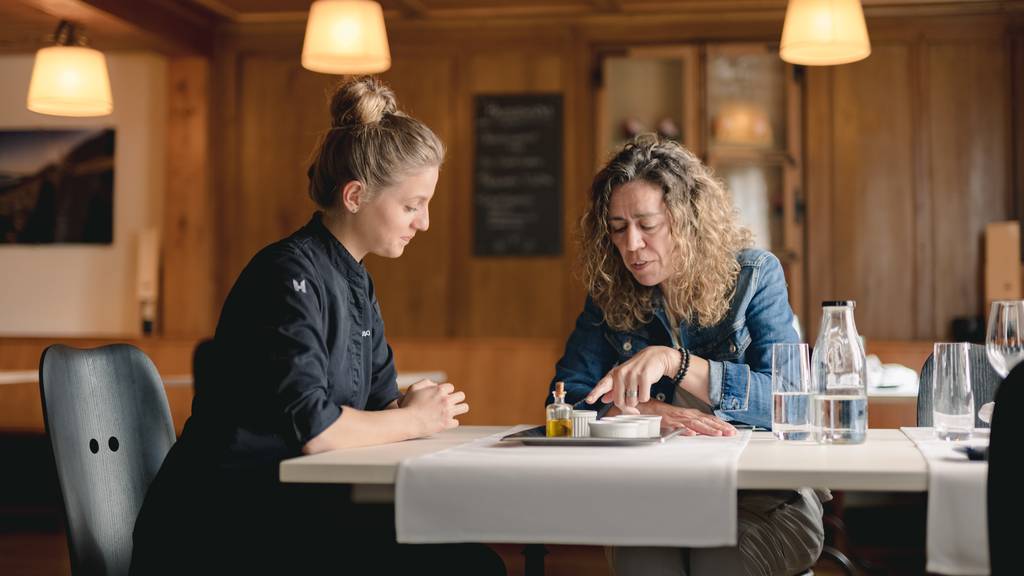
[
  {"left": 902, "top": 427, "right": 990, "bottom": 575},
  {"left": 396, "top": 425, "right": 751, "bottom": 547}
]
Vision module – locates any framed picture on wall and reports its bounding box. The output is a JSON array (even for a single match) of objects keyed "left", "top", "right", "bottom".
[{"left": 0, "top": 128, "right": 115, "bottom": 244}]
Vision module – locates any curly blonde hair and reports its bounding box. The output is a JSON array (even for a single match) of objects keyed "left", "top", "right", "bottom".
[{"left": 580, "top": 134, "right": 753, "bottom": 332}]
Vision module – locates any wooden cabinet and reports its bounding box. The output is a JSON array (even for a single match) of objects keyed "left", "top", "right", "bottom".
[
  {"left": 596, "top": 45, "right": 700, "bottom": 165},
  {"left": 595, "top": 43, "right": 805, "bottom": 319}
]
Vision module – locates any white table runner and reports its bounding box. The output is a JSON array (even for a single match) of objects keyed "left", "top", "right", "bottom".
[
  {"left": 902, "top": 427, "right": 990, "bottom": 575},
  {"left": 396, "top": 425, "right": 751, "bottom": 547}
]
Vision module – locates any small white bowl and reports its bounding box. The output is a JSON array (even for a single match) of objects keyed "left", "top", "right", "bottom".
[
  {"left": 589, "top": 420, "right": 645, "bottom": 439},
  {"left": 608, "top": 415, "right": 662, "bottom": 437}
]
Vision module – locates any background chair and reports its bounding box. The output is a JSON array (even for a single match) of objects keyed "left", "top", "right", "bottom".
[
  {"left": 39, "top": 344, "right": 175, "bottom": 576},
  {"left": 916, "top": 343, "right": 1001, "bottom": 428}
]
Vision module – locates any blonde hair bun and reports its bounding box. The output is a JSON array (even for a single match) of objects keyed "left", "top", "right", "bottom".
[
  {"left": 307, "top": 76, "right": 445, "bottom": 209},
  {"left": 330, "top": 75, "right": 398, "bottom": 128}
]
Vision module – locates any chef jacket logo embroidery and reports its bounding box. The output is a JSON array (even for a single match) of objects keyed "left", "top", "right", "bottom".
[
  {"left": 292, "top": 279, "right": 307, "bottom": 294},
  {"left": 361, "top": 330, "right": 371, "bottom": 337}
]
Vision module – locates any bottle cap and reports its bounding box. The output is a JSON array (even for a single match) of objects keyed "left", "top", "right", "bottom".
[{"left": 821, "top": 300, "right": 856, "bottom": 308}]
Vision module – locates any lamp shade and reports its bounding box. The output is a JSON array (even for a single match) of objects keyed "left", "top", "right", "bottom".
[
  {"left": 780, "top": 0, "right": 871, "bottom": 66},
  {"left": 301, "top": 0, "right": 391, "bottom": 74},
  {"left": 27, "top": 45, "right": 113, "bottom": 117}
]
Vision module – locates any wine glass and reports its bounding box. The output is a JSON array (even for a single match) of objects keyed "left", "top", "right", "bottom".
[
  {"left": 981, "top": 300, "right": 1024, "bottom": 424},
  {"left": 986, "top": 300, "right": 1024, "bottom": 378}
]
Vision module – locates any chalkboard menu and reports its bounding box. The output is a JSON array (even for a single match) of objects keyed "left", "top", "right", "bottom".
[{"left": 474, "top": 94, "right": 563, "bottom": 256}]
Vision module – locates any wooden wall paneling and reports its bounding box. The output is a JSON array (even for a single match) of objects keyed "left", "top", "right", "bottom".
[
  {"left": 0, "top": 334, "right": 562, "bottom": 434},
  {"left": 1016, "top": 32, "right": 1024, "bottom": 263},
  {"left": 911, "top": 40, "right": 936, "bottom": 340},
  {"left": 0, "top": 337, "right": 199, "bottom": 434},
  {"left": 366, "top": 54, "right": 457, "bottom": 337},
  {"left": 579, "top": 15, "right": 781, "bottom": 46},
  {"left": 232, "top": 56, "right": 330, "bottom": 286},
  {"left": 593, "top": 50, "right": 611, "bottom": 171},
  {"left": 212, "top": 37, "right": 239, "bottom": 311},
  {"left": 564, "top": 31, "right": 594, "bottom": 339},
  {"left": 866, "top": 339, "right": 934, "bottom": 373},
  {"left": 204, "top": 13, "right": 1019, "bottom": 345},
  {"left": 0, "top": 383, "right": 49, "bottom": 434},
  {"left": 867, "top": 397, "right": 918, "bottom": 429},
  {"left": 454, "top": 48, "right": 572, "bottom": 338},
  {"left": 804, "top": 66, "right": 834, "bottom": 341},
  {"left": 389, "top": 338, "right": 563, "bottom": 425},
  {"left": 0, "top": 338, "right": 197, "bottom": 375},
  {"left": 862, "top": 14, "right": 1011, "bottom": 43},
  {"left": 164, "top": 57, "right": 216, "bottom": 338},
  {"left": 928, "top": 41, "right": 1013, "bottom": 339},
  {"left": 831, "top": 44, "right": 916, "bottom": 340},
  {"left": 783, "top": 62, "right": 805, "bottom": 328}
]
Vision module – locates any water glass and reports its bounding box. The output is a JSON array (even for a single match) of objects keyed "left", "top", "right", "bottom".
[
  {"left": 932, "top": 343, "right": 974, "bottom": 441},
  {"left": 771, "top": 343, "right": 811, "bottom": 441},
  {"left": 986, "top": 300, "right": 1024, "bottom": 378}
]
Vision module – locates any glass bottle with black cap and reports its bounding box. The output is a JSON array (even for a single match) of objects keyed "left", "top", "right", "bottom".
[{"left": 811, "top": 300, "right": 868, "bottom": 444}]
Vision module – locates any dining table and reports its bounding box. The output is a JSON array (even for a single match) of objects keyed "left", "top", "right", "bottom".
[
  {"left": 280, "top": 426, "right": 965, "bottom": 575},
  {"left": 281, "top": 426, "right": 928, "bottom": 490}
]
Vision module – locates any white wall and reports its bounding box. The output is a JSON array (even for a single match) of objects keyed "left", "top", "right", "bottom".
[{"left": 0, "top": 53, "right": 166, "bottom": 336}]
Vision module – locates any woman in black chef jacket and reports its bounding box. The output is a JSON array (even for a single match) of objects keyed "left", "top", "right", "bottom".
[{"left": 131, "top": 77, "right": 505, "bottom": 575}]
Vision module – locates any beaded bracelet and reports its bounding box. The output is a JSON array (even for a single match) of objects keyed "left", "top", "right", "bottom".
[{"left": 672, "top": 346, "right": 691, "bottom": 386}]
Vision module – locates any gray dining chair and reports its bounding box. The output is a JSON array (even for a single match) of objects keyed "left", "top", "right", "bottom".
[
  {"left": 916, "top": 343, "right": 1001, "bottom": 428},
  {"left": 39, "top": 344, "right": 176, "bottom": 576}
]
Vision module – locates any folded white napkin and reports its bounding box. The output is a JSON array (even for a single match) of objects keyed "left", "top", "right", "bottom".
[
  {"left": 902, "top": 427, "right": 990, "bottom": 575},
  {"left": 396, "top": 426, "right": 751, "bottom": 547},
  {"left": 977, "top": 402, "right": 994, "bottom": 424},
  {"left": 867, "top": 355, "right": 919, "bottom": 391}
]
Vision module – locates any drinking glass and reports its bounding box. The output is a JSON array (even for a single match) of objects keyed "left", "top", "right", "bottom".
[
  {"left": 933, "top": 342, "right": 974, "bottom": 441},
  {"left": 771, "top": 343, "right": 811, "bottom": 441}
]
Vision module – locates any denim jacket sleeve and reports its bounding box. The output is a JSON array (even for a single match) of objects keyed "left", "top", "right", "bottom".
[
  {"left": 549, "top": 296, "right": 618, "bottom": 410},
  {"left": 708, "top": 251, "right": 799, "bottom": 428}
]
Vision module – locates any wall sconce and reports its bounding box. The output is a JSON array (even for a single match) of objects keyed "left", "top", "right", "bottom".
[
  {"left": 27, "top": 20, "right": 113, "bottom": 117},
  {"left": 780, "top": 0, "right": 871, "bottom": 66},
  {"left": 301, "top": 1, "right": 391, "bottom": 74}
]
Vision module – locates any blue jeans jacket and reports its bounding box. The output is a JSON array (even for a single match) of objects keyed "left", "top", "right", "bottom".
[{"left": 551, "top": 248, "right": 798, "bottom": 429}]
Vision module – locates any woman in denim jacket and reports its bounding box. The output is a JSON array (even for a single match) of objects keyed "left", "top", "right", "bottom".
[{"left": 551, "top": 134, "right": 825, "bottom": 575}]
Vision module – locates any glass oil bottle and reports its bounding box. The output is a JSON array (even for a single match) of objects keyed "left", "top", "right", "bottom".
[{"left": 546, "top": 381, "right": 573, "bottom": 437}]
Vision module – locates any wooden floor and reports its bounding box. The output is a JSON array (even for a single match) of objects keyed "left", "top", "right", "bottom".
[
  {"left": 0, "top": 529, "right": 905, "bottom": 576},
  {"left": 0, "top": 530, "right": 70, "bottom": 576},
  {"left": 0, "top": 532, "right": 612, "bottom": 576}
]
